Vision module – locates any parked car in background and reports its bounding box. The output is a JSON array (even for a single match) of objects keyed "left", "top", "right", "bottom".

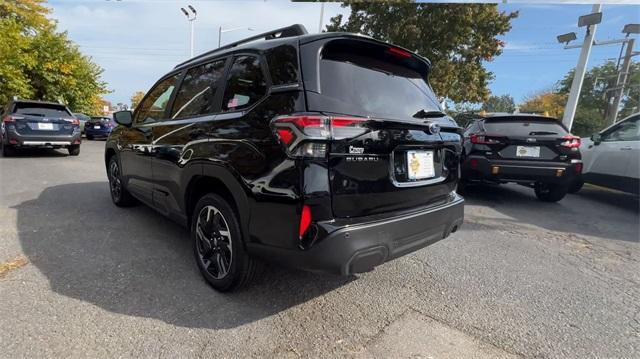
[
  {"left": 73, "top": 112, "right": 91, "bottom": 134},
  {"left": 460, "top": 113, "right": 582, "bottom": 202},
  {"left": 569, "top": 113, "right": 639, "bottom": 195},
  {"left": 85, "top": 116, "right": 115, "bottom": 140},
  {"left": 1, "top": 99, "right": 81, "bottom": 156},
  {"left": 105, "top": 24, "right": 464, "bottom": 292}
]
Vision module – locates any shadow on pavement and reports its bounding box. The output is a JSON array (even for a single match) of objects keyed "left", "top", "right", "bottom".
[
  {"left": 461, "top": 183, "right": 639, "bottom": 243},
  {"left": 14, "top": 182, "right": 352, "bottom": 329},
  {"left": 4, "top": 147, "right": 70, "bottom": 158}
]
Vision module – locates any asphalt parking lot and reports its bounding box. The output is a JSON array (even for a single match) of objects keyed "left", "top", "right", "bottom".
[{"left": 1, "top": 140, "right": 638, "bottom": 358}]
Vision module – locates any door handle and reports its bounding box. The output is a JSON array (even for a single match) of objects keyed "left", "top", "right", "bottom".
[{"left": 620, "top": 147, "right": 632, "bottom": 151}]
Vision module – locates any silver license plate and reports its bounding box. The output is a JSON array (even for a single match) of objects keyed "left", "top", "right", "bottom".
[
  {"left": 516, "top": 146, "right": 540, "bottom": 157},
  {"left": 38, "top": 123, "right": 54, "bottom": 130}
]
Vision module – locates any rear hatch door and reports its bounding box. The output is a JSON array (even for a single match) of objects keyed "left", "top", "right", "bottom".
[
  {"left": 479, "top": 117, "right": 573, "bottom": 161},
  {"left": 12, "top": 102, "right": 76, "bottom": 136},
  {"left": 301, "top": 37, "right": 462, "bottom": 218}
]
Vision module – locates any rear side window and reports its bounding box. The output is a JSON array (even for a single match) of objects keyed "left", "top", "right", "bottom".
[
  {"left": 171, "top": 59, "right": 227, "bottom": 119},
  {"left": 222, "top": 55, "right": 267, "bottom": 112},
  {"left": 134, "top": 74, "right": 180, "bottom": 124},
  {"left": 13, "top": 103, "right": 72, "bottom": 118},
  {"left": 265, "top": 45, "right": 299, "bottom": 85},
  {"left": 482, "top": 118, "right": 568, "bottom": 136},
  {"left": 317, "top": 40, "right": 441, "bottom": 120}
]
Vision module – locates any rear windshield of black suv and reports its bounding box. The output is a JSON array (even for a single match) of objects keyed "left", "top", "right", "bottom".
[
  {"left": 318, "top": 40, "right": 442, "bottom": 121},
  {"left": 483, "top": 117, "right": 569, "bottom": 136},
  {"left": 13, "top": 103, "right": 72, "bottom": 118}
]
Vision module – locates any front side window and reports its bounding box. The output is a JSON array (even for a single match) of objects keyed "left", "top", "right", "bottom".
[
  {"left": 602, "top": 116, "right": 639, "bottom": 142},
  {"left": 134, "top": 74, "right": 180, "bottom": 124},
  {"left": 171, "top": 59, "right": 227, "bottom": 119},
  {"left": 222, "top": 55, "right": 267, "bottom": 112}
]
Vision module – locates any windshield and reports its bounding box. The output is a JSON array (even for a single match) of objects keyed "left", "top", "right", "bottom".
[
  {"left": 317, "top": 41, "right": 441, "bottom": 120},
  {"left": 14, "top": 103, "right": 72, "bottom": 118}
]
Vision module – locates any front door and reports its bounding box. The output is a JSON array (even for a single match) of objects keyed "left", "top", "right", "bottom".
[{"left": 120, "top": 73, "right": 180, "bottom": 206}]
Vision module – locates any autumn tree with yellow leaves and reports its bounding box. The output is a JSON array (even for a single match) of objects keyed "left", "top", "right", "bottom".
[{"left": 0, "top": 0, "right": 108, "bottom": 114}]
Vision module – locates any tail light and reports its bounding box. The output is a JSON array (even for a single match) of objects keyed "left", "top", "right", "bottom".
[
  {"left": 272, "top": 114, "right": 369, "bottom": 158},
  {"left": 3, "top": 115, "right": 15, "bottom": 123},
  {"left": 469, "top": 133, "right": 503, "bottom": 145},
  {"left": 560, "top": 135, "right": 581, "bottom": 148},
  {"left": 387, "top": 47, "right": 412, "bottom": 59}
]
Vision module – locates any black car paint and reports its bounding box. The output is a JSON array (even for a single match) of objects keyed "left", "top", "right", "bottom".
[{"left": 106, "top": 32, "right": 464, "bottom": 274}]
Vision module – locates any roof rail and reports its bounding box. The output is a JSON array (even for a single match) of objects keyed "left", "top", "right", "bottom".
[{"left": 175, "top": 24, "right": 308, "bottom": 69}]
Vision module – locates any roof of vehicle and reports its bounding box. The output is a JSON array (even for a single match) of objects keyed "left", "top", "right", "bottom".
[
  {"left": 174, "top": 24, "right": 429, "bottom": 71},
  {"left": 12, "top": 99, "right": 67, "bottom": 107}
]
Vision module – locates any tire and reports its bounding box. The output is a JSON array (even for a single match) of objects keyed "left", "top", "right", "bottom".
[
  {"left": 191, "top": 193, "right": 259, "bottom": 292},
  {"left": 86, "top": 135, "right": 93, "bottom": 140},
  {"left": 68, "top": 145, "right": 80, "bottom": 156},
  {"left": 456, "top": 179, "right": 468, "bottom": 194},
  {"left": 534, "top": 182, "right": 568, "bottom": 202},
  {"left": 1, "top": 138, "right": 14, "bottom": 157},
  {"left": 567, "top": 178, "right": 584, "bottom": 194},
  {"left": 107, "top": 156, "right": 137, "bottom": 207}
]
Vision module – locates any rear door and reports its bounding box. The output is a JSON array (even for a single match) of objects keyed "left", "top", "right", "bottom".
[
  {"left": 478, "top": 118, "right": 575, "bottom": 162},
  {"left": 301, "top": 38, "right": 462, "bottom": 218},
  {"left": 11, "top": 102, "right": 76, "bottom": 137}
]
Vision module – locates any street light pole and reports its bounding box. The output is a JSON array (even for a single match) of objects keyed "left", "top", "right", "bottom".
[
  {"left": 562, "top": 4, "right": 602, "bottom": 131},
  {"left": 181, "top": 6, "right": 197, "bottom": 58}
]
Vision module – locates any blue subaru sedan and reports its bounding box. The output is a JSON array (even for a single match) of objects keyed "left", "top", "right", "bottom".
[{"left": 85, "top": 116, "right": 115, "bottom": 140}]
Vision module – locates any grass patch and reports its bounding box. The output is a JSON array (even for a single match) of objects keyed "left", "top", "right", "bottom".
[{"left": 0, "top": 256, "right": 29, "bottom": 278}]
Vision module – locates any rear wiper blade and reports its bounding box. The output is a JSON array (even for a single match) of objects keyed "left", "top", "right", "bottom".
[
  {"left": 413, "top": 109, "right": 446, "bottom": 119},
  {"left": 22, "top": 113, "right": 45, "bottom": 117},
  {"left": 529, "top": 131, "right": 557, "bottom": 135}
]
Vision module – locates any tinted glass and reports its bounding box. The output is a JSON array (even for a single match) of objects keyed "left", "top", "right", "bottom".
[
  {"left": 222, "top": 56, "right": 267, "bottom": 112},
  {"left": 482, "top": 118, "right": 568, "bottom": 136},
  {"left": 14, "top": 103, "right": 72, "bottom": 118},
  {"left": 603, "top": 115, "right": 639, "bottom": 141},
  {"left": 318, "top": 41, "right": 441, "bottom": 120},
  {"left": 266, "top": 45, "right": 299, "bottom": 85},
  {"left": 134, "top": 74, "right": 179, "bottom": 124},
  {"left": 171, "top": 59, "right": 226, "bottom": 119}
]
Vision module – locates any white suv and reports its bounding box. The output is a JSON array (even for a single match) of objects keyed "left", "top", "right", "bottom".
[{"left": 570, "top": 113, "right": 639, "bottom": 195}]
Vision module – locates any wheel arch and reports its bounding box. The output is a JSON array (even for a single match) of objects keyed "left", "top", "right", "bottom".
[{"left": 183, "top": 164, "right": 251, "bottom": 243}]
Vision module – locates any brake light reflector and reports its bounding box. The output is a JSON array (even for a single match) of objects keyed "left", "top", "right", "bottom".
[
  {"left": 299, "top": 205, "right": 312, "bottom": 239},
  {"left": 560, "top": 135, "right": 581, "bottom": 148},
  {"left": 574, "top": 162, "right": 583, "bottom": 174}
]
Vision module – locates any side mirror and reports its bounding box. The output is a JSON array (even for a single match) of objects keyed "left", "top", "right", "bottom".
[
  {"left": 113, "top": 111, "right": 133, "bottom": 127},
  {"left": 591, "top": 133, "right": 601, "bottom": 145}
]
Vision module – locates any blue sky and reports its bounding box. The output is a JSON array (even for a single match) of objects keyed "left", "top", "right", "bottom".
[{"left": 47, "top": 0, "right": 639, "bottom": 106}]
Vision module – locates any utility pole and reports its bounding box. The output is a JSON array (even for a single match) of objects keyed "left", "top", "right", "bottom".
[
  {"left": 562, "top": 4, "right": 602, "bottom": 131},
  {"left": 606, "top": 38, "right": 635, "bottom": 124}
]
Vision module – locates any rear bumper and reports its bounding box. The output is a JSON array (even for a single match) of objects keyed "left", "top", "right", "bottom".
[
  {"left": 85, "top": 128, "right": 112, "bottom": 137},
  {"left": 5, "top": 128, "right": 81, "bottom": 147},
  {"left": 462, "top": 156, "right": 581, "bottom": 184},
  {"left": 247, "top": 193, "right": 464, "bottom": 275}
]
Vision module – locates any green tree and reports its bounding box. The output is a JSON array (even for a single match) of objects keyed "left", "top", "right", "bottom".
[
  {"left": 326, "top": 1, "right": 517, "bottom": 103},
  {"left": 0, "top": 0, "right": 108, "bottom": 114},
  {"left": 130, "top": 91, "right": 145, "bottom": 109},
  {"left": 481, "top": 94, "right": 515, "bottom": 113},
  {"left": 557, "top": 61, "right": 640, "bottom": 136}
]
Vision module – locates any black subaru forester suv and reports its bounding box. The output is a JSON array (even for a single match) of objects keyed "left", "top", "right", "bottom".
[{"left": 106, "top": 25, "right": 464, "bottom": 291}]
